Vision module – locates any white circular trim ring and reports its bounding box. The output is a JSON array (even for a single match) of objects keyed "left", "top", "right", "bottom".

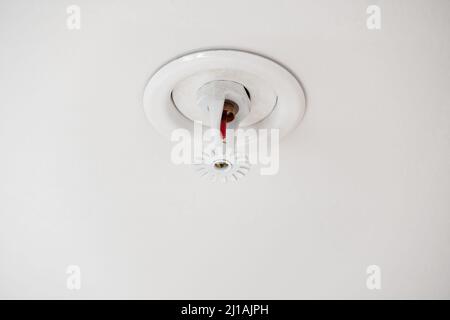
[{"left": 143, "top": 49, "right": 306, "bottom": 139}]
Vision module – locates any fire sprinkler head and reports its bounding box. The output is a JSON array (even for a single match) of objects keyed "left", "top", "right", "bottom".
[
  {"left": 194, "top": 80, "right": 251, "bottom": 181},
  {"left": 143, "top": 49, "right": 306, "bottom": 182}
]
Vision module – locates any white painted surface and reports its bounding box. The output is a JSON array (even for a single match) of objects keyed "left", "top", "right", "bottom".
[{"left": 0, "top": 0, "right": 449, "bottom": 299}]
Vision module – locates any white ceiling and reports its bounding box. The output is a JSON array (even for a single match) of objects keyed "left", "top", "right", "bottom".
[{"left": 1, "top": 0, "right": 449, "bottom": 299}]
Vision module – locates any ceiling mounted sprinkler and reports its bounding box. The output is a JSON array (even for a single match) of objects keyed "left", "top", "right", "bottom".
[
  {"left": 143, "top": 49, "right": 306, "bottom": 182},
  {"left": 193, "top": 80, "right": 251, "bottom": 182}
]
